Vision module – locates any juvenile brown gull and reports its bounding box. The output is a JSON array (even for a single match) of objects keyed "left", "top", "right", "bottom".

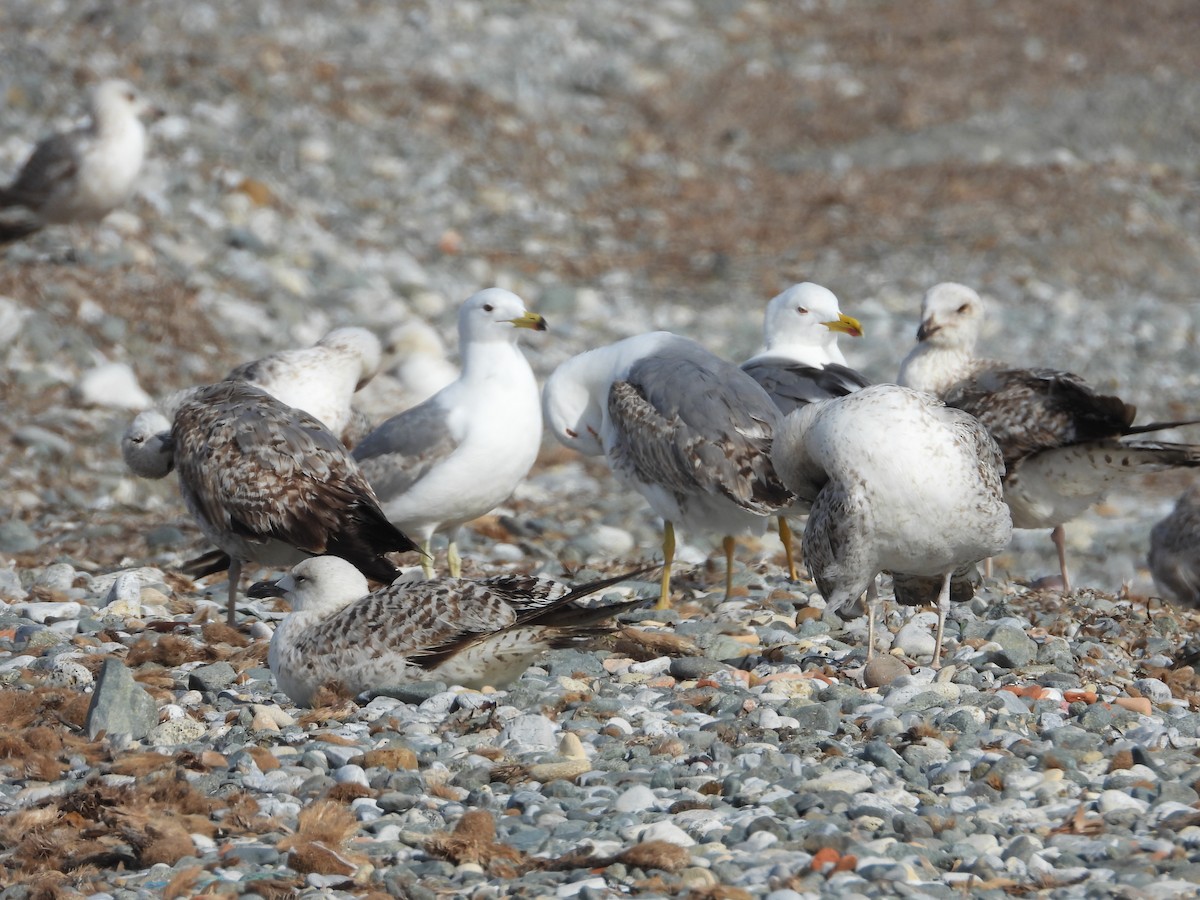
[
  {"left": 772, "top": 384, "right": 1012, "bottom": 666},
  {"left": 740, "top": 282, "right": 868, "bottom": 579},
  {"left": 543, "top": 332, "right": 792, "bottom": 608},
  {"left": 249, "top": 556, "right": 645, "bottom": 707},
  {"left": 353, "top": 288, "right": 547, "bottom": 578},
  {"left": 147, "top": 381, "right": 418, "bottom": 624},
  {"left": 898, "top": 281, "right": 1200, "bottom": 591},
  {"left": 1149, "top": 487, "right": 1200, "bottom": 608},
  {"left": 1, "top": 79, "right": 160, "bottom": 244}
]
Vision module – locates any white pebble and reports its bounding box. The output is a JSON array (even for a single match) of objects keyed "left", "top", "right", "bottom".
[{"left": 76, "top": 362, "right": 152, "bottom": 410}]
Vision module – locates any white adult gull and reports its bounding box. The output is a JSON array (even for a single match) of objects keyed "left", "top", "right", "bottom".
[
  {"left": 353, "top": 288, "right": 547, "bottom": 578},
  {"left": 1, "top": 79, "right": 160, "bottom": 244},
  {"left": 250, "top": 556, "right": 645, "bottom": 707},
  {"left": 543, "top": 332, "right": 792, "bottom": 608},
  {"left": 898, "top": 282, "right": 1200, "bottom": 591},
  {"left": 740, "top": 282, "right": 868, "bottom": 578},
  {"left": 1148, "top": 487, "right": 1200, "bottom": 608},
  {"left": 772, "top": 384, "right": 1012, "bottom": 666},
  {"left": 131, "top": 380, "right": 419, "bottom": 624}
]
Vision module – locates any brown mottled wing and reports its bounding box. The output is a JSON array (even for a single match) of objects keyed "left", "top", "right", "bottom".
[
  {"left": 741, "top": 358, "right": 870, "bottom": 416},
  {"left": 1149, "top": 489, "right": 1200, "bottom": 607},
  {"left": 943, "top": 367, "right": 1134, "bottom": 467},
  {"left": 172, "top": 382, "right": 415, "bottom": 567},
  {"left": 607, "top": 352, "right": 791, "bottom": 514}
]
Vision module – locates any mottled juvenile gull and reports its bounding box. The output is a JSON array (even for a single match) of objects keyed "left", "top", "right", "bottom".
[
  {"left": 155, "top": 381, "right": 418, "bottom": 624},
  {"left": 543, "top": 332, "right": 792, "bottom": 608},
  {"left": 249, "top": 556, "right": 644, "bottom": 707},
  {"left": 772, "top": 384, "right": 1012, "bottom": 665},
  {"left": 353, "top": 288, "right": 546, "bottom": 578},
  {"left": 1, "top": 79, "right": 160, "bottom": 244},
  {"left": 741, "top": 282, "right": 868, "bottom": 579},
  {"left": 1149, "top": 487, "right": 1200, "bottom": 608},
  {"left": 899, "top": 282, "right": 1200, "bottom": 591}
]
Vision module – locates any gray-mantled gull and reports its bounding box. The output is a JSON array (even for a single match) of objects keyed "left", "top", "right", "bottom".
[
  {"left": 148, "top": 381, "right": 418, "bottom": 624},
  {"left": 353, "top": 288, "right": 547, "bottom": 578},
  {"left": 1148, "top": 487, "right": 1200, "bottom": 608},
  {"left": 740, "top": 282, "right": 868, "bottom": 579},
  {"left": 543, "top": 332, "right": 792, "bottom": 608},
  {"left": 898, "top": 282, "right": 1200, "bottom": 592},
  {"left": 772, "top": 384, "right": 1012, "bottom": 666},
  {"left": 0, "top": 79, "right": 160, "bottom": 244},
  {"left": 249, "top": 556, "right": 645, "bottom": 707}
]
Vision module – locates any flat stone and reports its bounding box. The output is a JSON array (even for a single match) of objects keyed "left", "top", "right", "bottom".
[
  {"left": 189, "top": 661, "right": 238, "bottom": 693},
  {"left": 86, "top": 659, "right": 159, "bottom": 740}
]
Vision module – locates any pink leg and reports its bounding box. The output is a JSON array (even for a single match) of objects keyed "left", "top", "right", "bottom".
[{"left": 1051, "top": 525, "right": 1071, "bottom": 593}]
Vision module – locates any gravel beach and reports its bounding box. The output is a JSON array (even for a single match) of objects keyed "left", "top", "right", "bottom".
[{"left": 2, "top": 1, "right": 1200, "bottom": 897}]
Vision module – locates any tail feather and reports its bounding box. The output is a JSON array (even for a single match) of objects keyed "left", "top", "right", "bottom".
[
  {"left": 180, "top": 548, "right": 232, "bottom": 579},
  {"left": 324, "top": 499, "right": 420, "bottom": 584}
]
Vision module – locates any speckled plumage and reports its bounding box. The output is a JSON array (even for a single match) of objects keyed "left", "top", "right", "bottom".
[
  {"left": 0, "top": 80, "right": 158, "bottom": 243},
  {"left": 900, "top": 282, "right": 1200, "bottom": 591},
  {"left": 773, "top": 384, "right": 1012, "bottom": 664},
  {"left": 171, "top": 381, "right": 418, "bottom": 623},
  {"left": 253, "top": 556, "right": 644, "bottom": 706},
  {"left": 1149, "top": 488, "right": 1200, "bottom": 608}
]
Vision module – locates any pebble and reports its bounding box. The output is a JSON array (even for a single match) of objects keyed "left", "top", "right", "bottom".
[{"left": 85, "top": 659, "right": 160, "bottom": 741}]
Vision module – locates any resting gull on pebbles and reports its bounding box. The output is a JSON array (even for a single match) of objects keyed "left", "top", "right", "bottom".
[
  {"left": 543, "top": 332, "right": 792, "bottom": 608},
  {"left": 353, "top": 288, "right": 547, "bottom": 577},
  {"left": 0, "top": 79, "right": 160, "bottom": 244},
  {"left": 250, "top": 556, "right": 645, "bottom": 707},
  {"left": 139, "top": 380, "right": 418, "bottom": 624},
  {"left": 741, "top": 282, "right": 868, "bottom": 579},
  {"left": 772, "top": 384, "right": 1012, "bottom": 666},
  {"left": 898, "top": 282, "right": 1200, "bottom": 591},
  {"left": 1149, "top": 487, "right": 1200, "bottom": 608}
]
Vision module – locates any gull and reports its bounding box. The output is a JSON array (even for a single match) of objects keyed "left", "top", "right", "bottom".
[
  {"left": 249, "top": 556, "right": 645, "bottom": 707},
  {"left": 353, "top": 288, "right": 547, "bottom": 578},
  {"left": 132, "top": 380, "right": 418, "bottom": 624},
  {"left": 772, "top": 384, "right": 1012, "bottom": 666},
  {"left": 898, "top": 282, "right": 1200, "bottom": 591},
  {"left": 1, "top": 79, "right": 160, "bottom": 244},
  {"left": 1149, "top": 487, "right": 1200, "bottom": 608},
  {"left": 740, "top": 282, "right": 868, "bottom": 578},
  {"left": 543, "top": 332, "right": 792, "bottom": 608}
]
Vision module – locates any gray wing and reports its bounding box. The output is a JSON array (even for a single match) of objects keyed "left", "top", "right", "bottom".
[
  {"left": 352, "top": 397, "right": 461, "bottom": 499},
  {"left": 742, "top": 358, "right": 870, "bottom": 416},
  {"left": 2, "top": 131, "right": 83, "bottom": 209},
  {"left": 607, "top": 348, "right": 791, "bottom": 514}
]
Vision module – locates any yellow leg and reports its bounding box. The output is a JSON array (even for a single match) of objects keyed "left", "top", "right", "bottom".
[
  {"left": 723, "top": 534, "right": 736, "bottom": 600},
  {"left": 420, "top": 538, "right": 435, "bottom": 578},
  {"left": 778, "top": 516, "right": 798, "bottom": 581},
  {"left": 657, "top": 521, "right": 676, "bottom": 609},
  {"left": 447, "top": 537, "right": 461, "bottom": 578}
]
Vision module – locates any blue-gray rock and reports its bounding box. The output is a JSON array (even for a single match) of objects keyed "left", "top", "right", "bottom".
[
  {"left": 85, "top": 659, "right": 159, "bottom": 740},
  {"left": 0, "top": 521, "right": 39, "bottom": 553},
  {"left": 189, "top": 661, "right": 238, "bottom": 693}
]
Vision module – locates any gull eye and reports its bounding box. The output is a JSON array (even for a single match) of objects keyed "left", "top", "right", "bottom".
[
  {"left": 957, "top": 303, "right": 970, "bottom": 314},
  {"left": 796, "top": 306, "right": 809, "bottom": 315},
  {"left": 482, "top": 304, "right": 494, "bottom": 312},
  {"left": 565, "top": 428, "right": 579, "bottom": 438}
]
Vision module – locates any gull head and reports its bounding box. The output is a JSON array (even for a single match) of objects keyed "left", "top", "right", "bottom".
[
  {"left": 318, "top": 326, "right": 384, "bottom": 390},
  {"left": 761, "top": 282, "right": 863, "bottom": 352},
  {"left": 91, "top": 79, "right": 162, "bottom": 124},
  {"left": 121, "top": 409, "right": 174, "bottom": 479},
  {"left": 248, "top": 556, "right": 371, "bottom": 616},
  {"left": 916, "top": 282, "right": 984, "bottom": 349},
  {"left": 459, "top": 288, "right": 548, "bottom": 345}
]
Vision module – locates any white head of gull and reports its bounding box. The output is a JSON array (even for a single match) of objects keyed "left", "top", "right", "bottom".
[
  {"left": 772, "top": 383, "right": 1012, "bottom": 666},
  {"left": 543, "top": 331, "right": 792, "bottom": 608},
  {"left": 740, "top": 282, "right": 869, "bottom": 579},
  {"left": 252, "top": 555, "right": 644, "bottom": 707},
  {"left": 353, "top": 288, "right": 547, "bottom": 578},
  {"left": 897, "top": 282, "right": 988, "bottom": 396}
]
